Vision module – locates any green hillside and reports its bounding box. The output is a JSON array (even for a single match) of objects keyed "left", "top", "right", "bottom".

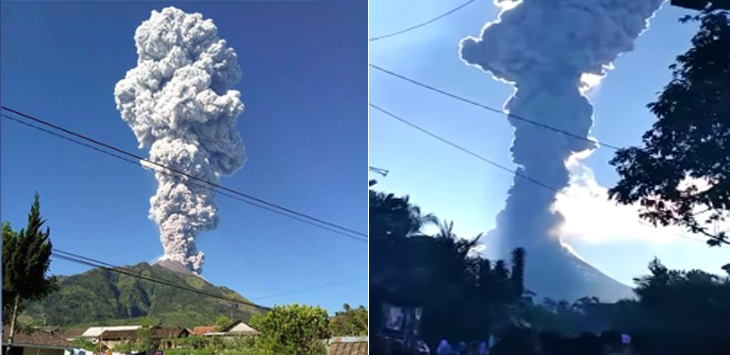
[{"left": 23, "top": 262, "right": 266, "bottom": 329}]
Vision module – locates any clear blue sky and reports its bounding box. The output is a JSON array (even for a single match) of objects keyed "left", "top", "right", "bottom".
[
  {"left": 1, "top": 0, "right": 367, "bottom": 313},
  {"left": 369, "top": 0, "right": 730, "bottom": 286}
]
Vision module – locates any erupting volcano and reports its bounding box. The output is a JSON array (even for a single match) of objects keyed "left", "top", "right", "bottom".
[
  {"left": 460, "top": 0, "right": 664, "bottom": 301},
  {"left": 114, "top": 7, "right": 246, "bottom": 275}
]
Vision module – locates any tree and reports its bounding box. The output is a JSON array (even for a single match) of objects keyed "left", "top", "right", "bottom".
[
  {"left": 214, "top": 315, "right": 232, "bottom": 332},
  {"left": 608, "top": 9, "right": 730, "bottom": 246},
  {"left": 329, "top": 304, "right": 368, "bottom": 336},
  {"left": 135, "top": 317, "right": 161, "bottom": 353},
  {"left": 249, "top": 304, "right": 330, "bottom": 355},
  {"left": 2, "top": 193, "right": 59, "bottom": 354},
  {"left": 369, "top": 188, "right": 532, "bottom": 345},
  {"left": 611, "top": 258, "right": 730, "bottom": 355},
  {"left": 2, "top": 222, "right": 18, "bottom": 322}
]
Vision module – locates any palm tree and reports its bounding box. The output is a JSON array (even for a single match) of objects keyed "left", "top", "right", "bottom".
[
  {"left": 369, "top": 191, "right": 440, "bottom": 239},
  {"left": 510, "top": 248, "right": 526, "bottom": 300}
]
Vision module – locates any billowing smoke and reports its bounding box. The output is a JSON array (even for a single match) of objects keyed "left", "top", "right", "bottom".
[
  {"left": 460, "top": 0, "right": 663, "bottom": 300},
  {"left": 114, "top": 7, "right": 245, "bottom": 275}
]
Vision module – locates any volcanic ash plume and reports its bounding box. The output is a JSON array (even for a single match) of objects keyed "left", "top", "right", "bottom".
[
  {"left": 460, "top": 0, "right": 663, "bottom": 300},
  {"left": 114, "top": 7, "right": 245, "bottom": 275}
]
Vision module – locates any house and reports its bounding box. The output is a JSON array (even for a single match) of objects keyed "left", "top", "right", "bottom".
[
  {"left": 191, "top": 326, "right": 216, "bottom": 336},
  {"left": 81, "top": 325, "right": 141, "bottom": 342},
  {"left": 99, "top": 327, "right": 189, "bottom": 350},
  {"left": 327, "top": 336, "right": 368, "bottom": 355},
  {"left": 1, "top": 329, "right": 75, "bottom": 355},
  {"left": 196, "top": 321, "right": 258, "bottom": 338},
  {"left": 152, "top": 327, "right": 190, "bottom": 349}
]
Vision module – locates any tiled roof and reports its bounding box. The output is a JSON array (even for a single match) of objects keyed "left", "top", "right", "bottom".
[
  {"left": 192, "top": 326, "right": 216, "bottom": 335},
  {"left": 153, "top": 327, "right": 188, "bottom": 338},
  {"left": 1, "top": 329, "right": 75, "bottom": 349},
  {"left": 100, "top": 327, "right": 188, "bottom": 340},
  {"left": 328, "top": 336, "right": 368, "bottom": 355},
  {"left": 100, "top": 329, "right": 138, "bottom": 340},
  {"left": 59, "top": 328, "right": 87, "bottom": 339},
  {"left": 82, "top": 326, "right": 141, "bottom": 338}
]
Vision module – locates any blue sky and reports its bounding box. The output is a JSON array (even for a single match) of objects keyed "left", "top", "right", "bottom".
[
  {"left": 1, "top": 0, "right": 367, "bottom": 313},
  {"left": 369, "top": 0, "right": 730, "bottom": 286}
]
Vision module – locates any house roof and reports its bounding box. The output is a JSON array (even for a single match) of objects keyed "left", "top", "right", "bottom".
[
  {"left": 1, "top": 329, "right": 75, "bottom": 349},
  {"left": 153, "top": 327, "right": 189, "bottom": 338},
  {"left": 192, "top": 326, "right": 216, "bottom": 335},
  {"left": 221, "top": 321, "right": 258, "bottom": 335},
  {"left": 58, "top": 328, "right": 87, "bottom": 339},
  {"left": 100, "top": 327, "right": 188, "bottom": 340},
  {"left": 99, "top": 329, "right": 138, "bottom": 340},
  {"left": 82, "top": 326, "right": 141, "bottom": 338},
  {"left": 327, "top": 336, "right": 368, "bottom": 355}
]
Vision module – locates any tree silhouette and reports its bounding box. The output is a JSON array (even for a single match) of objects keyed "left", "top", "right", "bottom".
[
  {"left": 2, "top": 193, "right": 59, "bottom": 354},
  {"left": 369, "top": 187, "right": 529, "bottom": 345},
  {"left": 609, "top": 10, "right": 730, "bottom": 246}
]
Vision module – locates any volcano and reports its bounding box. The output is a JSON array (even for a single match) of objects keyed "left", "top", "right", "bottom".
[{"left": 489, "top": 229, "right": 633, "bottom": 302}]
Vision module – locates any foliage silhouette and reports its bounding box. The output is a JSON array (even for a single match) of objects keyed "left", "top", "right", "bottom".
[
  {"left": 609, "top": 10, "right": 730, "bottom": 246},
  {"left": 2, "top": 193, "right": 59, "bottom": 353}
]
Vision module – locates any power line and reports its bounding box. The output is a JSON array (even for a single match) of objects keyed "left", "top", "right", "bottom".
[
  {"left": 52, "top": 249, "right": 368, "bottom": 308},
  {"left": 51, "top": 249, "right": 267, "bottom": 310},
  {"left": 369, "top": 102, "right": 729, "bottom": 247},
  {"left": 368, "top": 64, "right": 624, "bottom": 151},
  {"left": 251, "top": 277, "right": 367, "bottom": 302},
  {"left": 1, "top": 114, "right": 366, "bottom": 244},
  {"left": 369, "top": 0, "right": 478, "bottom": 42},
  {"left": 369, "top": 103, "right": 573, "bottom": 199},
  {"left": 1, "top": 107, "right": 367, "bottom": 242}
]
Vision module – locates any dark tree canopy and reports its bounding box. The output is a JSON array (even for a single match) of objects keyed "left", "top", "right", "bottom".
[
  {"left": 2, "top": 193, "right": 58, "bottom": 326},
  {"left": 329, "top": 303, "right": 368, "bottom": 337},
  {"left": 369, "top": 187, "right": 530, "bottom": 344},
  {"left": 609, "top": 10, "right": 730, "bottom": 246}
]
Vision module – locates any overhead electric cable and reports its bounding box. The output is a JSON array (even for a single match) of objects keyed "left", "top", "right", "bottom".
[
  {"left": 2, "top": 114, "right": 366, "bottom": 244},
  {"left": 251, "top": 277, "right": 368, "bottom": 302},
  {"left": 1, "top": 107, "right": 367, "bottom": 242},
  {"left": 369, "top": 103, "right": 571, "bottom": 198},
  {"left": 369, "top": 0, "right": 478, "bottom": 42},
  {"left": 368, "top": 64, "right": 624, "bottom": 151},
  {"left": 51, "top": 250, "right": 266, "bottom": 309},
  {"left": 52, "top": 249, "right": 368, "bottom": 308},
  {"left": 369, "top": 102, "right": 730, "bottom": 247}
]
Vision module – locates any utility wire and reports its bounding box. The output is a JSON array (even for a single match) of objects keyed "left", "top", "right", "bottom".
[
  {"left": 1, "top": 107, "right": 367, "bottom": 242},
  {"left": 1, "top": 114, "right": 366, "bottom": 245},
  {"left": 369, "top": 102, "right": 730, "bottom": 247},
  {"left": 368, "top": 64, "right": 624, "bottom": 151},
  {"left": 369, "top": 103, "right": 573, "bottom": 199},
  {"left": 52, "top": 249, "right": 367, "bottom": 308},
  {"left": 251, "top": 277, "right": 368, "bottom": 302},
  {"left": 51, "top": 250, "right": 267, "bottom": 310},
  {"left": 369, "top": 0, "right": 478, "bottom": 42}
]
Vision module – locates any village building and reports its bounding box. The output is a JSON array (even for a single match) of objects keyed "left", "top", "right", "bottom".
[
  {"left": 327, "top": 336, "right": 368, "bottom": 355},
  {"left": 199, "top": 320, "right": 258, "bottom": 338},
  {"left": 1, "top": 329, "right": 75, "bottom": 355},
  {"left": 191, "top": 326, "right": 216, "bottom": 336},
  {"left": 80, "top": 326, "right": 141, "bottom": 343},
  {"left": 98, "top": 327, "right": 190, "bottom": 350}
]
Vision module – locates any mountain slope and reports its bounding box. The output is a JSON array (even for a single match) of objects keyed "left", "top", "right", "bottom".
[{"left": 24, "top": 262, "right": 265, "bottom": 328}]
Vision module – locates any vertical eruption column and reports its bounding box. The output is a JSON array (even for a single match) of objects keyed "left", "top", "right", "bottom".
[
  {"left": 496, "top": 74, "right": 595, "bottom": 254},
  {"left": 114, "top": 7, "right": 246, "bottom": 275},
  {"left": 460, "top": 0, "right": 663, "bottom": 300}
]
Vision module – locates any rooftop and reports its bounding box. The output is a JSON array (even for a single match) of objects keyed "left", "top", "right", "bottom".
[
  {"left": 1, "top": 329, "right": 75, "bottom": 350},
  {"left": 82, "top": 325, "right": 141, "bottom": 338},
  {"left": 327, "top": 336, "right": 368, "bottom": 355}
]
